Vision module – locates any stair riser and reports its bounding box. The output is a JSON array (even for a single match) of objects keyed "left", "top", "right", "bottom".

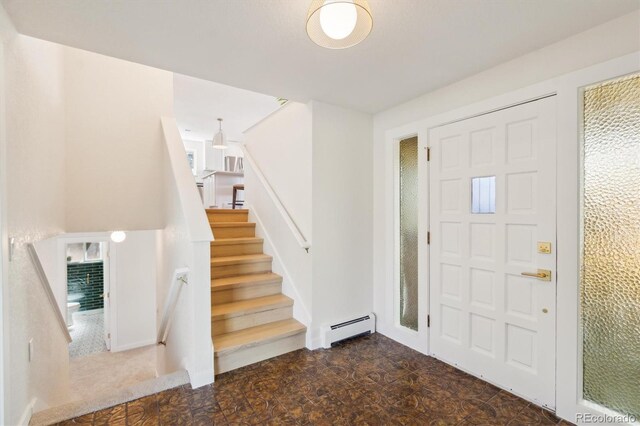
[
  {"left": 214, "top": 332, "right": 306, "bottom": 374},
  {"left": 208, "top": 212, "right": 249, "bottom": 223},
  {"left": 212, "top": 282, "right": 282, "bottom": 305},
  {"left": 212, "top": 306, "right": 293, "bottom": 336},
  {"left": 211, "top": 226, "right": 256, "bottom": 239},
  {"left": 211, "top": 241, "right": 263, "bottom": 257},
  {"left": 211, "top": 261, "right": 272, "bottom": 278}
]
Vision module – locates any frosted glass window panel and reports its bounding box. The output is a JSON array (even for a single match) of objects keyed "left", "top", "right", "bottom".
[
  {"left": 85, "top": 243, "right": 102, "bottom": 261},
  {"left": 399, "top": 137, "right": 418, "bottom": 331},
  {"left": 581, "top": 73, "right": 640, "bottom": 418},
  {"left": 471, "top": 176, "right": 496, "bottom": 214},
  {"left": 66, "top": 243, "right": 85, "bottom": 263}
]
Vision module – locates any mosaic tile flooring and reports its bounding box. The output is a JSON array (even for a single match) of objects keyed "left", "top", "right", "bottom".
[
  {"left": 58, "top": 333, "right": 573, "bottom": 425},
  {"left": 69, "top": 309, "right": 108, "bottom": 358}
]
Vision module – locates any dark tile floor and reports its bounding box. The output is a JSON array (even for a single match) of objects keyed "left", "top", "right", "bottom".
[{"left": 58, "top": 333, "right": 573, "bottom": 425}]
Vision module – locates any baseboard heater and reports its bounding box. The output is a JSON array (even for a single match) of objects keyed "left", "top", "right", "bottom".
[{"left": 321, "top": 313, "right": 376, "bottom": 348}]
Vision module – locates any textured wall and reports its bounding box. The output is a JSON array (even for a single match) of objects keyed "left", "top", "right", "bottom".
[
  {"left": 4, "top": 35, "right": 71, "bottom": 423},
  {"left": 64, "top": 47, "right": 173, "bottom": 232}
]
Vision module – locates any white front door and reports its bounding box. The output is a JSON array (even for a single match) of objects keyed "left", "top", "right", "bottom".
[{"left": 428, "top": 97, "right": 557, "bottom": 408}]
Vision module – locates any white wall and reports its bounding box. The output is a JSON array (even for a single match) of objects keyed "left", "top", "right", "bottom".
[
  {"left": 372, "top": 11, "right": 640, "bottom": 339},
  {"left": 244, "top": 102, "right": 312, "bottom": 239},
  {"left": 0, "top": 9, "right": 11, "bottom": 422},
  {"left": 224, "top": 141, "right": 244, "bottom": 162},
  {"left": 243, "top": 102, "right": 313, "bottom": 337},
  {"left": 183, "top": 139, "right": 205, "bottom": 177},
  {"left": 244, "top": 101, "right": 374, "bottom": 347},
  {"left": 244, "top": 165, "right": 313, "bottom": 333},
  {"left": 3, "top": 33, "right": 70, "bottom": 424},
  {"left": 158, "top": 117, "right": 213, "bottom": 387},
  {"left": 64, "top": 47, "right": 173, "bottom": 232},
  {"left": 310, "top": 101, "right": 373, "bottom": 344}
]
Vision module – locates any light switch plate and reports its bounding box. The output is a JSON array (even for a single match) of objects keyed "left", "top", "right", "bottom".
[{"left": 28, "top": 338, "right": 34, "bottom": 362}]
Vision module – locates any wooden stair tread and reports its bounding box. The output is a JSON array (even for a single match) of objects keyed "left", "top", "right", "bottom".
[
  {"left": 211, "top": 237, "right": 263, "bottom": 246},
  {"left": 207, "top": 206, "right": 305, "bottom": 372},
  {"left": 212, "top": 273, "right": 282, "bottom": 290},
  {"left": 214, "top": 319, "right": 306, "bottom": 355},
  {"left": 207, "top": 208, "right": 249, "bottom": 213},
  {"left": 211, "top": 254, "right": 272, "bottom": 266},
  {"left": 212, "top": 294, "right": 292, "bottom": 319},
  {"left": 210, "top": 222, "right": 255, "bottom": 228}
]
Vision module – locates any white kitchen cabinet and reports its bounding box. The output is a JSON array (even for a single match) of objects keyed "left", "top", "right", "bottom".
[{"left": 202, "top": 170, "right": 244, "bottom": 209}]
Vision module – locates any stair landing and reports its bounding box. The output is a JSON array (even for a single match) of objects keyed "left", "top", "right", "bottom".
[{"left": 208, "top": 208, "right": 306, "bottom": 374}]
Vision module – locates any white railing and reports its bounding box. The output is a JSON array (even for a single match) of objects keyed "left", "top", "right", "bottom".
[
  {"left": 27, "top": 244, "right": 72, "bottom": 343},
  {"left": 242, "top": 145, "right": 311, "bottom": 252},
  {"left": 157, "top": 268, "right": 189, "bottom": 344}
]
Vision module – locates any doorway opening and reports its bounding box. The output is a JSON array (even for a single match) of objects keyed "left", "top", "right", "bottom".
[{"left": 65, "top": 241, "right": 110, "bottom": 358}]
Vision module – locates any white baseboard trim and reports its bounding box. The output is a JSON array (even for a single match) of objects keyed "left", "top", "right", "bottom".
[
  {"left": 307, "top": 336, "right": 322, "bottom": 350},
  {"left": 110, "top": 338, "right": 157, "bottom": 353},
  {"left": 306, "top": 326, "right": 322, "bottom": 350},
  {"left": 187, "top": 368, "right": 214, "bottom": 389},
  {"left": 18, "top": 398, "right": 36, "bottom": 426},
  {"left": 376, "top": 322, "right": 428, "bottom": 355}
]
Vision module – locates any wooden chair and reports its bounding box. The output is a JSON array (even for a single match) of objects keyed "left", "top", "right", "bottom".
[{"left": 232, "top": 184, "right": 244, "bottom": 209}]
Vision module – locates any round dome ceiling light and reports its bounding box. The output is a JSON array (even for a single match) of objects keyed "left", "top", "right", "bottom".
[{"left": 306, "top": 0, "right": 373, "bottom": 49}]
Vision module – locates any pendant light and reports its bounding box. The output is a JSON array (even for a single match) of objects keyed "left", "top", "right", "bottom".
[
  {"left": 306, "top": 0, "right": 372, "bottom": 49},
  {"left": 212, "top": 118, "right": 227, "bottom": 150}
]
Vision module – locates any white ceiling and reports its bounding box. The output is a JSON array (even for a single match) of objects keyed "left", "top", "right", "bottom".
[
  {"left": 2, "top": 0, "right": 639, "bottom": 113},
  {"left": 173, "top": 73, "right": 281, "bottom": 143}
]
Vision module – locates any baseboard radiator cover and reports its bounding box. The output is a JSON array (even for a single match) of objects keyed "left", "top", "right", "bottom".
[{"left": 321, "top": 313, "right": 376, "bottom": 348}]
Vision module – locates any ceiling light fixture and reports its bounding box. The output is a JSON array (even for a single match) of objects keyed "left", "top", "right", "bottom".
[
  {"left": 110, "top": 231, "right": 127, "bottom": 243},
  {"left": 306, "top": 0, "right": 372, "bottom": 49},
  {"left": 212, "top": 118, "right": 227, "bottom": 150}
]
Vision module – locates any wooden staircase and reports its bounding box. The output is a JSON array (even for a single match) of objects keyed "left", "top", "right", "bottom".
[{"left": 208, "top": 208, "right": 306, "bottom": 374}]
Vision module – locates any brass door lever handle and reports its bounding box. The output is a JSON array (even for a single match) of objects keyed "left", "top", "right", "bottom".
[{"left": 521, "top": 269, "right": 551, "bottom": 281}]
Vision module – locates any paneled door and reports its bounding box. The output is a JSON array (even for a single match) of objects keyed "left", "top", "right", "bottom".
[{"left": 428, "top": 97, "right": 557, "bottom": 408}]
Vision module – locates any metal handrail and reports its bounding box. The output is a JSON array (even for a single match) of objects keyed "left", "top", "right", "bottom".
[
  {"left": 242, "top": 146, "right": 311, "bottom": 252},
  {"left": 157, "top": 268, "right": 189, "bottom": 344}
]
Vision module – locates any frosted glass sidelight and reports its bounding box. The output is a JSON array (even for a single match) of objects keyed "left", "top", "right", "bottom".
[
  {"left": 471, "top": 176, "right": 496, "bottom": 214},
  {"left": 581, "top": 73, "right": 640, "bottom": 418},
  {"left": 399, "top": 137, "right": 418, "bottom": 331}
]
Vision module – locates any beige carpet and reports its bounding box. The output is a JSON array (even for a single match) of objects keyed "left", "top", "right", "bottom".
[
  {"left": 68, "top": 345, "right": 160, "bottom": 401},
  {"left": 30, "top": 344, "right": 190, "bottom": 426}
]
